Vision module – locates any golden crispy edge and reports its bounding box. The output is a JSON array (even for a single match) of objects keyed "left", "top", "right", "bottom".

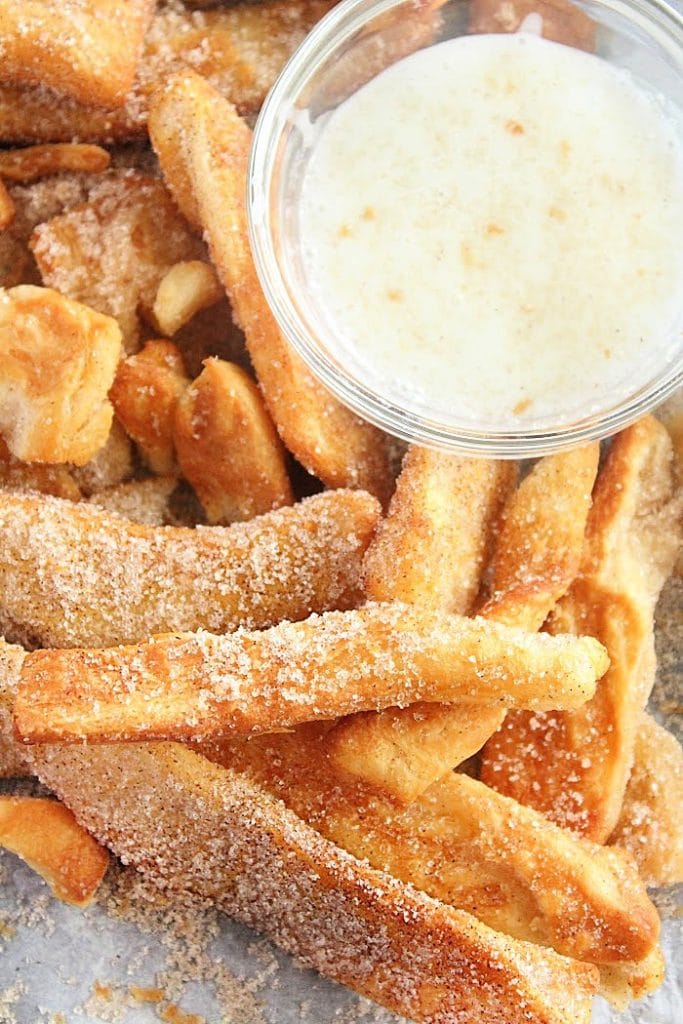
[
  {"left": 0, "top": 795, "right": 109, "bottom": 905},
  {"left": 173, "top": 358, "right": 293, "bottom": 524},
  {"left": 481, "top": 417, "right": 682, "bottom": 841},
  {"left": 13, "top": 604, "right": 606, "bottom": 744},
  {"left": 610, "top": 713, "right": 683, "bottom": 886},
  {"left": 326, "top": 446, "right": 598, "bottom": 803},
  {"left": 203, "top": 728, "right": 659, "bottom": 970},
  {"left": 30, "top": 740, "right": 598, "bottom": 1024},
  {"left": 148, "top": 70, "right": 394, "bottom": 504},
  {"left": 0, "top": 488, "right": 380, "bottom": 647}
]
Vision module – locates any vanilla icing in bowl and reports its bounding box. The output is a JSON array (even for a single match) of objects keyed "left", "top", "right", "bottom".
[{"left": 296, "top": 31, "right": 683, "bottom": 431}]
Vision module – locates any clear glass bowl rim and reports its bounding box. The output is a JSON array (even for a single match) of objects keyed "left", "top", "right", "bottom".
[{"left": 248, "top": 0, "right": 683, "bottom": 457}]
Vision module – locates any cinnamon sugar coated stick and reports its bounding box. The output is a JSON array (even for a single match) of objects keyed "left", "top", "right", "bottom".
[
  {"left": 148, "top": 70, "right": 394, "bottom": 503},
  {"left": 31, "top": 741, "right": 599, "bottom": 1024},
  {"left": 14, "top": 604, "right": 607, "bottom": 744},
  {"left": 481, "top": 418, "right": 682, "bottom": 840},
  {"left": 327, "top": 444, "right": 599, "bottom": 802},
  {"left": 204, "top": 727, "right": 660, "bottom": 974},
  {"left": 0, "top": 489, "right": 380, "bottom": 648}
]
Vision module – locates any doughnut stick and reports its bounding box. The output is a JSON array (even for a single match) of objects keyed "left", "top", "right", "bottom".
[
  {"left": 0, "top": 0, "right": 155, "bottom": 107},
  {"left": 363, "top": 449, "right": 517, "bottom": 612},
  {"left": 14, "top": 604, "right": 607, "bottom": 744},
  {"left": 0, "top": 489, "right": 380, "bottom": 648},
  {"left": 326, "top": 445, "right": 599, "bottom": 803},
  {"left": 0, "top": 2, "right": 338, "bottom": 145},
  {"left": 204, "top": 729, "right": 660, "bottom": 974},
  {"left": 148, "top": 71, "right": 394, "bottom": 504},
  {"left": 478, "top": 444, "right": 600, "bottom": 627},
  {"left": 610, "top": 714, "right": 683, "bottom": 886},
  {"left": 481, "top": 418, "right": 682, "bottom": 840},
  {"left": 31, "top": 741, "right": 599, "bottom": 1024},
  {"left": 0, "top": 796, "right": 108, "bottom": 906}
]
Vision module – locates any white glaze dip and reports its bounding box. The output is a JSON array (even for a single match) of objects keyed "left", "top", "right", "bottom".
[{"left": 298, "top": 31, "right": 683, "bottom": 429}]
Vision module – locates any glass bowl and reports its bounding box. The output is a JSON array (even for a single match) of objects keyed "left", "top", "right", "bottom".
[{"left": 248, "top": 0, "right": 683, "bottom": 456}]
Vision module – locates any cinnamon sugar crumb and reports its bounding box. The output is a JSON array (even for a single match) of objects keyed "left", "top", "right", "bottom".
[{"left": 130, "top": 985, "right": 164, "bottom": 1003}]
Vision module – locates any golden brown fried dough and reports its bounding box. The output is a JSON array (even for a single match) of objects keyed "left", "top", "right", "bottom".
[
  {"left": 469, "top": 0, "right": 596, "bottom": 51},
  {"left": 109, "top": 339, "right": 190, "bottom": 474},
  {"left": 327, "top": 446, "right": 598, "bottom": 803},
  {"left": 326, "top": 702, "right": 506, "bottom": 804},
  {"left": 30, "top": 173, "right": 204, "bottom": 350},
  {"left": 0, "top": 796, "right": 108, "bottom": 906},
  {"left": 0, "top": 1, "right": 338, "bottom": 144},
  {"left": 479, "top": 443, "right": 600, "bottom": 628},
  {"left": 0, "top": 0, "right": 155, "bottom": 107},
  {"left": 14, "top": 604, "right": 607, "bottom": 744},
  {"left": 149, "top": 70, "right": 393, "bottom": 503},
  {"left": 481, "top": 418, "right": 682, "bottom": 840},
  {"left": 151, "top": 259, "right": 223, "bottom": 337},
  {"left": 610, "top": 714, "right": 683, "bottom": 886},
  {"left": 0, "top": 143, "right": 110, "bottom": 182},
  {"left": 0, "top": 285, "right": 121, "bottom": 465},
  {"left": 0, "top": 488, "right": 380, "bottom": 648},
  {"left": 364, "top": 449, "right": 516, "bottom": 612},
  {"left": 31, "top": 741, "right": 599, "bottom": 1024},
  {"left": 174, "top": 358, "right": 293, "bottom": 524},
  {"left": 203, "top": 729, "right": 660, "bottom": 973}
]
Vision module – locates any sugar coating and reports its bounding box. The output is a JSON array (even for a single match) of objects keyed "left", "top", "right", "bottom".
[
  {"left": 481, "top": 418, "right": 682, "bottom": 840},
  {"left": 0, "top": 489, "right": 380, "bottom": 648},
  {"left": 0, "top": 0, "right": 154, "bottom": 106},
  {"left": 0, "top": 1, "right": 337, "bottom": 144},
  {"left": 31, "top": 172, "right": 204, "bottom": 351},
  {"left": 16, "top": 603, "right": 608, "bottom": 744},
  {"left": 32, "top": 741, "right": 598, "bottom": 1024}
]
